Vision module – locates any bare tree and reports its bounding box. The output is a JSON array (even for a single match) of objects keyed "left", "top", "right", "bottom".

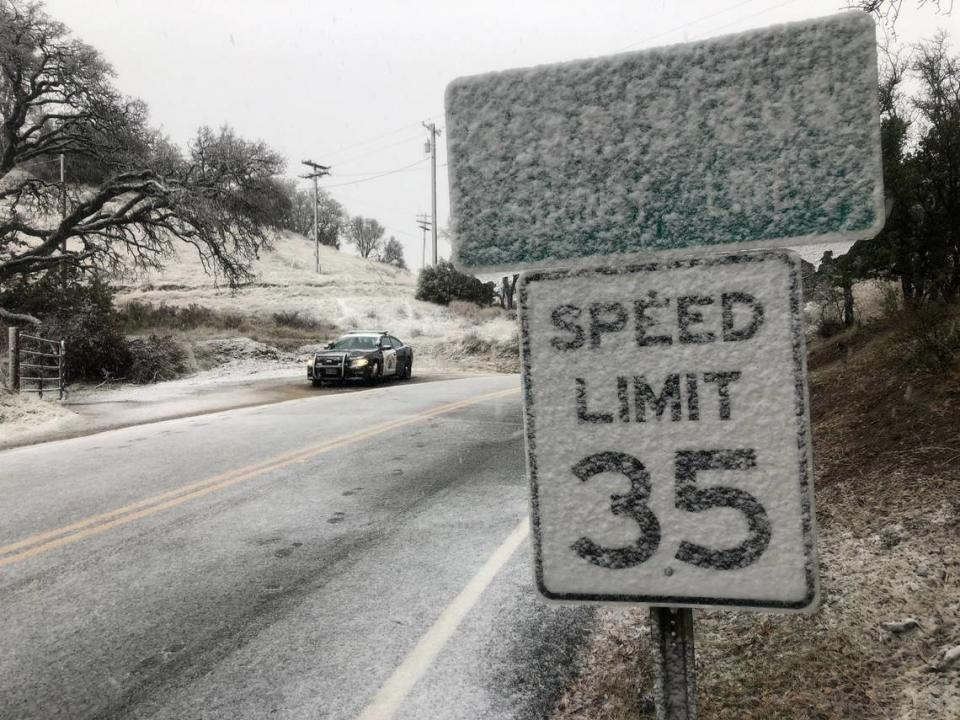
[
  {"left": 852, "top": 0, "right": 953, "bottom": 28},
  {"left": 347, "top": 216, "right": 385, "bottom": 259},
  {"left": 0, "top": 1, "right": 287, "bottom": 304},
  {"left": 379, "top": 235, "right": 407, "bottom": 269},
  {"left": 278, "top": 180, "right": 312, "bottom": 236},
  {"left": 279, "top": 181, "right": 344, "bottom": 248},
  {"left": 315, "top": 192, "right": 345, "bottom": 249}
]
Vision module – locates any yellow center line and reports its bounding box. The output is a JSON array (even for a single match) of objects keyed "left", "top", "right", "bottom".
[{"left": 0, "top": 387, "right": 519, "bottom": 568}]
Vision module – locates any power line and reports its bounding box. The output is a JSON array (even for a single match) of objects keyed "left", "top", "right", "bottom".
[
  {"left": 324, "top": 115, "right": 442, "bottom": 158},
  {"left": 321, "top": 116, "right": 443, "bottom": 165},
  {"left": 334, "top": 161, "right": 438, "bottom": 177},
  {"left": 321, "top": 121, "right": 425, "bottom": 158},
  {"left": 686, "top": 0, "right": 806, "bottom": 41},
  {"left": 321, "top": 159, "right": 428, "bottom": 188},
  {"left": 327, "top": 130, "right": 430, "bottom": 168},
  {"left": 614, "top": 0, "right": 763, "bottom": 52}
]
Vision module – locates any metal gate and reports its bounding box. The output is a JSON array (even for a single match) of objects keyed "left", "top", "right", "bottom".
[{"left": 16, "top": 332, "right": 66, "bottom": 400}]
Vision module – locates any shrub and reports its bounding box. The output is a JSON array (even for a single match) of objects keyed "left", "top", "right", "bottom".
[
  {"left": 272, "top": 310, "right": 324, "bottom": 331},
  {"left": 460, "top": 330, "right": 492, "bottom": 355},
  {"left": 127, "top": 335, "right": 190, "bottom": 383},
  {"left": 415, "top": 261, "right": 495, "bottom": 306},
  {"left": 448, "top": 300, "right": 505, "bottom": 324},
  {"left": 879, "top": 283, "right": 902, "bottom": 319},
  {"left": 0, "top": 271, "right": 132, "bottom": 381},
  {"left": 817, "top": 317, "right": 847, "bottom": 338},
  {"left": 178, "top": 303, "right": 218, "bottom": 328},
  {"left": 118, "top": 301, "right": 250, "bottom": 333},
  {"left": 903, "top": 303, "right": 960, "bottom": 371}
]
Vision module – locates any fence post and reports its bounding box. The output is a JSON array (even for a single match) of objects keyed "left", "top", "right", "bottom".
[
  {"left": 7, "top": 327, "right": 19, "bottom": 393},
  {"left": 59, "top": 338, "right": 66, "bottom": 400}
]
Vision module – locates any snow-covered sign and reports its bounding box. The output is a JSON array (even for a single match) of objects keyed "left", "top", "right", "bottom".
[
  {"left": 519, "top": 250, "right": 818, "bottom": 610},
  {"left": 446, "top": 12, "right": 882, "bottom": 273}
]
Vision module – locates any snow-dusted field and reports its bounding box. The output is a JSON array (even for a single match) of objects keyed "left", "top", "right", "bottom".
[{"left": 112, "top": 231, "right": 517, "bottom": 347}]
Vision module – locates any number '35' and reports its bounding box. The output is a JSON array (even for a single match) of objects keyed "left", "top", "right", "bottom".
[{"left": 571, "top": 450, "right": 771, "bottom": 570}]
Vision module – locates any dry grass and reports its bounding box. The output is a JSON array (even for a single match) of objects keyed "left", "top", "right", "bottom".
[
  {"left": 551, "top": 310, "right": 960, "bottom": 720},
  {"left": 447, "top": 299, "right": 511, "bottom": 325},
  {"left": 118, "top": 300, "right": 338, "bottom": 352},
  {"left": 426, "top": 329, "right": 520, "bottom": 373}
]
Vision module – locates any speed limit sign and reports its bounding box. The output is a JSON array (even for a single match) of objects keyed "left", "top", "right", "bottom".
[{"left": 519, "top": 250, "right": 819, "bottom": 611}]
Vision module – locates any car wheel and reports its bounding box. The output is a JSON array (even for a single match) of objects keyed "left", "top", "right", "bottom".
[
  {"left": 404, "top": 360, "right": 413, "bottom": 380},
  {"left": 366, "top": 361, "right": 380, "bottom": 385},
  {"left": 311, "top": 378, "right": 322, "bottom": 388}
]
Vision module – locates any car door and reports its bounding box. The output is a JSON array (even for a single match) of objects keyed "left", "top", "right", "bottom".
[
  {"left": 380, "top": 336, "right": 398, "bottom": 376},
  {"left": 390, "top": 336, "right": 407, "bottom": 363}
]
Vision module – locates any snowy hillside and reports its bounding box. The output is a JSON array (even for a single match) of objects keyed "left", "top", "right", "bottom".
[{"left": 111, "top": 231, "right": 518, "bottom": 369}]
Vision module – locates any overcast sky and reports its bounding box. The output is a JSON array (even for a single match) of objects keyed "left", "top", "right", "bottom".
[{"left": 41, "top": 0, "right": 957, "bottom": 271}]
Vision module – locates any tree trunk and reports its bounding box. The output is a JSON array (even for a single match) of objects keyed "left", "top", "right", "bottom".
[
  {"left": 501, "top": 274, "right": 519, "bottom": 310},
  {"left": 842, "top": 283, "right": 855, "bottom": 326}
]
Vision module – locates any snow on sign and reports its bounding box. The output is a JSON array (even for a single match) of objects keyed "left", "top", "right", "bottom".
[
  {"left": 446, "top": 11, "right": 883, "bottom": 273},
  {"left": 520, "top": 250, "right": 818, "bottom": 611}
]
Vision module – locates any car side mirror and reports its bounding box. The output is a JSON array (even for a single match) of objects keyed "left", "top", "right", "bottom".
[{"left": 325, "top": 342, "right": 334, "bottom": 349}]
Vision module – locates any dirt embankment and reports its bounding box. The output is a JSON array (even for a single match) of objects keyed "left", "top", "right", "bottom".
[{"left": 551, "top": 314, "right": 960, "bottom": 720}]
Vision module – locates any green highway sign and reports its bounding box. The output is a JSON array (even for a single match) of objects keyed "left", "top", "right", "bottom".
[{"left": 445, "top": 12, "right": 883, "bottom": 273}]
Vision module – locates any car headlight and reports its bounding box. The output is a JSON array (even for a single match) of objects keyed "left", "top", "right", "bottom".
[
  {"left": 307, "top": 357, "right": 316, "bottom": 368},
  {"left": 351, "top": 358, "right": 369, "bottom": 367}
]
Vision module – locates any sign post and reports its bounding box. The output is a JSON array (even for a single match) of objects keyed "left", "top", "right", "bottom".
[
  {"left": 650, "top": 607, "right": 697, "bottom": 719},
  {"left": 444, "top": 11, "right": 884, "bottom": 719},
  {"left": 517, "top": 251, "right": 819, "bottom": 718}
]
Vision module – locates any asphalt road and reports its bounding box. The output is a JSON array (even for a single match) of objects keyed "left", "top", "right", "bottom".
[{"left": 0, "top": 375, "right": 591, "bottom": 720}]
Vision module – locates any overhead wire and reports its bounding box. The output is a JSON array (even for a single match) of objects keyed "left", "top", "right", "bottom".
[
  {"left": 320, "top": 115, "right": 443, "bottom": 166},
  {"left": 320, "top": 120, "right": 426, "bottom": 159},
  {"left": 326, "top": 130, "right": 429, "bottom": 168},
  {"left": 313, "top": 1, "right": 797, "bottom": 179},
  {"left": 685, "top": 0, "right": 807, "bottom": 40},
  {"left": 613, "top": 0, "right": 764, "bottom": 52},
  {"left": 321, "top": 158, "right": 428, "bottom": 189}
]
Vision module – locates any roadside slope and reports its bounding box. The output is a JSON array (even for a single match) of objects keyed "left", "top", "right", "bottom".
[{"left": 550, "top": 313, "right": 960, "bottom": 720}]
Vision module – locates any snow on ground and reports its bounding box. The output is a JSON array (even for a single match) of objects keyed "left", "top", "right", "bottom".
[
  {"left": 1, "top": 234, "right": 519, "bottom": 448},
  {"left": 0, "top": 389, "right": 82, "bottom": 446},
  {"left": 113, "top": 231, "right": 517, "bottom": 346}
]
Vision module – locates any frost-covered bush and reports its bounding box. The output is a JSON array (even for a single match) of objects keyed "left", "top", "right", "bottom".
[
  {"left": 415, "top": 261, "right": 495, "bottom": 306},
  {"left": 127, "top": 335, "right": 189, "bottom": 383},
  {"left": 0, "top": 272, "right": 132, "bottom": 381}
]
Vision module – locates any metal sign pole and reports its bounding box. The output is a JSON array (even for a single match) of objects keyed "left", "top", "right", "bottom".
[{"left": 650, "top": 607, "right": 698, "bottom": 720}]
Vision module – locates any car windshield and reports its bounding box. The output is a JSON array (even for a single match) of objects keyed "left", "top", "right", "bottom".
[{"left": 329, "top": 335, "right": 380, "bottom": 350}]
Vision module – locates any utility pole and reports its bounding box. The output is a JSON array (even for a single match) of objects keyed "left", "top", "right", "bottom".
[
  {"left": 422, "top": 122, "right": 440, "bottom": 265},
  {"left": 300, "top": 160, "right": 331, "bottom": 273},
  {"left": 58, "top": 153, "right": 67, "bottom": 280},
  {"left": 59, "top": 153, "right": 66, "bottom": 221},
  {"left": 416, "top": 213, "right": 432, "bottom": 269}
]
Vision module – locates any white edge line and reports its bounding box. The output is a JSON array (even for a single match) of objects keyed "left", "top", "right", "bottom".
[{"left": 355, "top": 517, "right": 531, "bottom": 720}]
